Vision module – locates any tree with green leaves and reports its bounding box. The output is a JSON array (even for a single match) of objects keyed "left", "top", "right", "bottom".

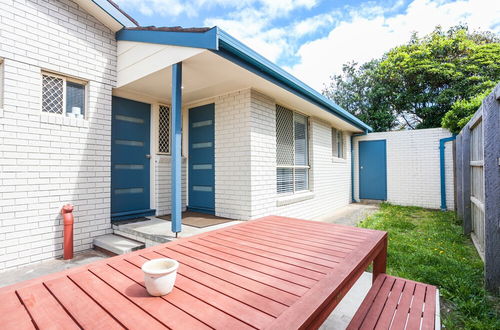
[{"left": 323, "top": 25, "right": 500, "bottom": 133}]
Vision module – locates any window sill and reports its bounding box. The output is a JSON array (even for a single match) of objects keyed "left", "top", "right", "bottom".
[
  {"left": 332, "top": 157, "right": 347, "bottom": 163},
  {"left": 41, "top": 113, "right": 89, "bottom": 128},
  {"left": 156, "top": 155, "right": 187, "bottom": 163},
  {"left": 276, "top": 191, "right": 314, "bottom": 207}
]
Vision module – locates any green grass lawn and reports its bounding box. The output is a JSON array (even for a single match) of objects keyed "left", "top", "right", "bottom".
[{"left": 358, "top": 203, "right": 499, "bottom": 329}]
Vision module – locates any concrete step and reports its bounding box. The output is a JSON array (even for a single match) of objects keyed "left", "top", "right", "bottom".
[{"left": 93, "top": 234, "right": 145, "bottom": 255}]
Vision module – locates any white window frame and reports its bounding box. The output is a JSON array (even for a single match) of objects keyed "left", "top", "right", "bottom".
[
  {"left": 157, "top": 104, "right": 171, "bottom": 155},
  {"left": 41, "top": 71, "right": 88, "bottom": 118},
  {"left": 332, "top": 127, "right": 345, "bottom": 159},
  {"left": 276, "top": 105, "right": 310, "bottom": 195}
]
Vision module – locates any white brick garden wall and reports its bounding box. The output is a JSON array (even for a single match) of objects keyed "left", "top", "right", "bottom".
[
  {"left": 353, "top": 128, "right": 455, "bottom": 209},
  {"left": 0, "top": 0, "right": 116, "bottom": 271}
]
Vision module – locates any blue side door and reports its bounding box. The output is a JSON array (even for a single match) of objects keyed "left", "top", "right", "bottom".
[
  {"left": 359, "top": 140, "right": 387, "bottom": 200},
  {"left": 111, "top": 97, "right": 154, "bottom": 220},
  {"left": 188, "top": 104, "right": 215, "bottom": 214}
]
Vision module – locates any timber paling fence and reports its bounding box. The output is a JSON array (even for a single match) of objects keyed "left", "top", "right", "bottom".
[{"left": 455, "top": 84, "right": 500, "bottom": 293}]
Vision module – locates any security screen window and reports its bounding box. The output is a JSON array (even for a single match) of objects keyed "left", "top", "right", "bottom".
[
  {"left": 42, "top": 72, "right": 86, "bottom": 117},
  {"left": 276, "top": 105, "right": 309, "bottom": 194}
]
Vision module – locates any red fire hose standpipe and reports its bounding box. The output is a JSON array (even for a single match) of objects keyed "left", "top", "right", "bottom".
[{"left": 61, "top": 204, "right": 74, "bottom": 260}]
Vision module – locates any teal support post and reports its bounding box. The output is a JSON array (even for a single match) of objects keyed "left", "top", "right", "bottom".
[
  {"left": 171, "top": 62, "right": 182, "bottom": 234},
  {"left": 439, "top": 135, "right": 456, "bottom": 210}
]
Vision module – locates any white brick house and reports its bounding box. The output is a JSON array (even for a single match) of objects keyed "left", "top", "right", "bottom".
[
  {"left": 1, "top": 0, "right": 453, "bottom": 272},
  {"left": 0, "top": 0, "right": 372, "bottom": 271}
]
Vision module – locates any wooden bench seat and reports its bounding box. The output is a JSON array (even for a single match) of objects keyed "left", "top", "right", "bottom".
[{"left": 347, "top": 274, "right": 439, "bottom": 330}]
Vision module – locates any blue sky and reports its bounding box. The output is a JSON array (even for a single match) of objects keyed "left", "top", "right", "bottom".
[{"left": 115, "top": 0, "right": 499, "bottom": 91}]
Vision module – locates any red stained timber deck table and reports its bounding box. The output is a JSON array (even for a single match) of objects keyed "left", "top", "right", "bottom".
[{"left": 0, "top": 216, "right": 387, "bottom": 330}]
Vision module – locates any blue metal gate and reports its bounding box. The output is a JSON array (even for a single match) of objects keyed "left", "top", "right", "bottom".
[
  {"left": 359, "top": 140, "right": 387, "bottom": 200},
  {"left": 111, "top": 97, "right": 154, "bottom": 220},
  {"left": 188, "top": 104, "right": 215, "bottom": 214}
]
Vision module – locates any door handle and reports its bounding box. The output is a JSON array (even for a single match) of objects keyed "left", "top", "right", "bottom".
[
  {"left": 145, "top": 154, "right": 151, "bottom": 159},
  {"left": 360, "top": 166, "right": 363, "bottom": 170}
]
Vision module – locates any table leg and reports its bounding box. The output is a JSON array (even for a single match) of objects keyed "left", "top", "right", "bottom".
[{"left": 373, "top": 236, "right": 387, "bottom": 283}]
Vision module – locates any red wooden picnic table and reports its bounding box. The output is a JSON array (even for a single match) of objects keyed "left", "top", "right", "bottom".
[{"left": 0, "top": 216, "right": 387, "bottom": 330}]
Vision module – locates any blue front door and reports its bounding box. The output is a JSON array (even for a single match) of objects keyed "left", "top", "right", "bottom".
[
  {"left": 359, "top": 140, "right": 387, "bottom": 200},
  {"left": 111, "top": 97, "right": 154, "bottom": 220},
  {"left": 188, "top": 104, "right": 215, "bottom": 214}
]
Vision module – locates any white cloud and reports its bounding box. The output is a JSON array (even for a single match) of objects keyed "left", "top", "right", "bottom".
[
  {"left": 287, "top": 0, "right": 500, "bottom": 90},
  {"left": 115, "top": 0, "right": 318, "bottom": 18}
]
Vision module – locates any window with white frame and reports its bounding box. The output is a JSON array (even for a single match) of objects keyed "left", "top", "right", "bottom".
[
  {"left": 158, "top": 104, "right": 170, "bottom": 154},
  {"left": 276, "top": 105, "right": 309, "bottom": 194},
  {"left": 41, "top": 72, "right": 86, "bottom": 118},
  {"left": 332, "top": 128, "right": 344, "bottom": 158}
]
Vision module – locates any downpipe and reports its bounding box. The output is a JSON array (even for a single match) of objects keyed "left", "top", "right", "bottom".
[
  {"left": 61, "top": 204, "right": 74, "bottom": 260},
  {"left": 439, "top": 135, "right": 456, "bottom": 211}
]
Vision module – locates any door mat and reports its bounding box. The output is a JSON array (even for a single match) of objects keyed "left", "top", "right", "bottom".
[{"left": 157, "top": 212, "right": 233, "bottom": 228}]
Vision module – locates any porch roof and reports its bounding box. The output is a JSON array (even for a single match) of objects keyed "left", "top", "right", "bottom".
[{"left": 116, "top": 27, "right": 373, "bottom": 133}]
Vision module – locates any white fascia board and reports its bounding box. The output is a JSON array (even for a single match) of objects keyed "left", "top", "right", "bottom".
[{"left": 117, "top": 41, "right": 205, "bottom": 88}]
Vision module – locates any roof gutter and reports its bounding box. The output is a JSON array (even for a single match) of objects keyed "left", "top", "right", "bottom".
[
  {"left": 91, "top": 0, "right": 139, "bottom": 28},
  {"left": 216, "top": 29, "right": 373, "bottom": 133},
  {"left": 113, "top": 25, "right": 372, "bottom": 132}
]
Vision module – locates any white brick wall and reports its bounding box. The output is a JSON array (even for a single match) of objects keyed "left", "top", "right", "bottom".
[
  {"left": 214, "top": 89, "right": 253, "bottom": 219},
  {"left": 155, "top": 156, "right": 187, "bottom": 215},
  {"left": 353, "top": 128, "right": 455, "bottom": 209},
  {"left": 0, "top": 0, "right": 116, "bottom": 271}
]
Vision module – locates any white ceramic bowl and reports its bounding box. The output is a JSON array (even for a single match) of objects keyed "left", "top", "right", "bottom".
[{"left": 141, "top": 258, "right": 179, "bottom": 296}]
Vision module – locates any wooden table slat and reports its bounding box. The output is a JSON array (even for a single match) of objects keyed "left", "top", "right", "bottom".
[
  {"left": 138, "top": 251, "right": 276, "bottom": 328},
  {"left": 17, "top": 283, "right": 80, "bottom": 330},
  {"left": 201, "top": 235, "right": 332, "bottom": 273},
  {"left": 259, "top": 217, "right": 373, "bottom": 238},
  {"left": 181, "top": 241, "right": 317, "bottom": 287},
  {"left": 359, "top": 275, "right": 396, "bottom": 330},
  {"left": 44, "top": 276, "right": 125, "bottom": 329},
  {"left": 421, "top": 285, "right": 437, "bottom": 330},
  {"left": 230, "top": 224, "right": 354, "bottom": 254},
  {"left": 212, "top": 232, "right": 339, "bottom": 268},
  {"left": 168, "top": 244, "right": 308, "bottom": 296},
  {"left": 155, "top": 247, "right": 299, "bottom": 306},
  {"left": 89, "top": 264, "right": 211, "bottom": 330},
  {"left": 388, "top": 280, "right": 417, "bottom": 329},
  {"left": 0, "top": 291, "right": 36, "bottom": 329},
  {"left": 122, "top": 255, "right": 256, "bottom": 330},
  {"left": 251, "top": 221, "right": 365, "bottom": 246},
  {"left": 346, "top": 274, "right": 387, "bottom": 330},
  {"left": 193, "top": 238, "right": 325, "bottom": 280},
  {"left": 406, "top": 284, "right": 427, "bottom": 329},
  {"left": 373, "top": 278, "right": 406, "bottom": 329},
  {"left": 219, "top": 231, "right": 343, "bottom": 263},
  {"left": 149, "top": 250, "right": 287, "bottom": 317},
  {"left": 69, "top": 270, "right": 167, "bottom": 329}
]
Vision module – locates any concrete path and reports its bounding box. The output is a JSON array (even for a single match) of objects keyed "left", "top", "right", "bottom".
[
  {"left": 320, "top": 272, "right": 373, "bottom": 329},
  {"left": 316, "top": 202, "right": 380, "bottom": 226},
  {"left": 0, "top": 249, "right": 108, "bottom": 288}
]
